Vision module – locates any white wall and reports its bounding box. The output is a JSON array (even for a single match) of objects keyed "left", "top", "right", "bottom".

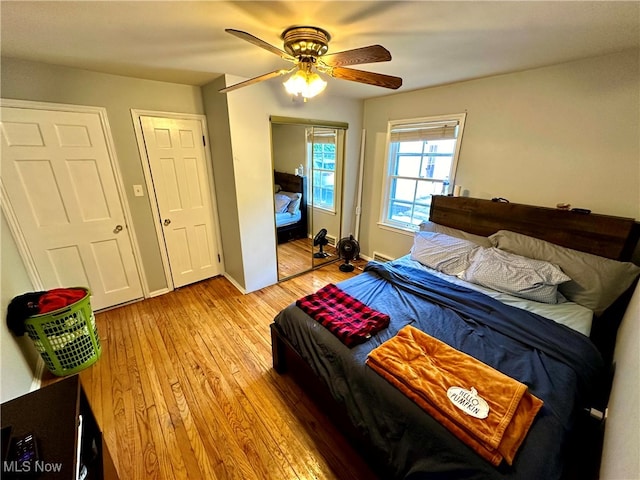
[
  {"left": 203, "top": 76, "right": 363, "bottom": 292},
  {"left": 360, "top": 50, "right": 640, "bottom": 260},
  {"left": 600, "top": 281, "right": 640, "bottom": 479},
  {"left": 1, "top": 212, "right": 41, "bottom": 402}
]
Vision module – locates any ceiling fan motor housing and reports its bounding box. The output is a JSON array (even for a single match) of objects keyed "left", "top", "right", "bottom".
[
  {"left": 220, "top": 26, "right": 401, "bottom": 94},
  {"left": 282, "top": 26, "right": 331, "bottom": 59}
]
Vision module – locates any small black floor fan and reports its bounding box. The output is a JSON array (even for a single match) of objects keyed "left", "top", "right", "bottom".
[
  {"left": 313, "top": 228, "right": 330, "bottom": 258},
  {"left": 336, "top": 235, "right": 360, "bottom": 272}
]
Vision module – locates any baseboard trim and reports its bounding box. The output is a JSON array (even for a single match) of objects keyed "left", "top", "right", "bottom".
[
  {"left": 223, "top": 273, "right": 247, "bottom": 295},
  {"left": 148, "top": 287, "right": 171, "bottom": 298}
]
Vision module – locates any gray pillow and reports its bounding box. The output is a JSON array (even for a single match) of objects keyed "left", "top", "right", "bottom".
[
  {"left": 419, "top": 221, "right": 492, "bottom": 248},
  {"left": 279, "top": 191, "right": 302, "bottom": 214},
  {"left": 489, "top": 230, "right": 640, "bottom": 315},
  {"left": 462, "top": 247, "right": 571, "bottom": 304},
  {"left": 274, "top": 193, "right": 291, "bottom": 213},
  {"left": 410, "top": 232, "right": 480, "bottom": 275}
]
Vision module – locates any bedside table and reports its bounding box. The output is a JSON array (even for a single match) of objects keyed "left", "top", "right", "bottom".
[{"left": 1, "top": 375, "right": 118, "bottom": 480}]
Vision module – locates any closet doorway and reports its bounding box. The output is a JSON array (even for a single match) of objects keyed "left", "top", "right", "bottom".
[
  {"left": 1, "top": 100, "right": 144, "bottom": 311},
  {"left": 270, "top": 116, "right": 347, "bottom": 281},
  {"left": 133, "top": 111, "right": 223, "bottom": 289}
]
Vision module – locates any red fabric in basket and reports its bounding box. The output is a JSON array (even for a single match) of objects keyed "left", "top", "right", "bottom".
[{"left": 38, "top": 288, "right": 87, "bottom": 314}]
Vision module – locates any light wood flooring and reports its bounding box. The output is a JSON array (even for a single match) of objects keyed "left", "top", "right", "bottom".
[
  {"left": 43, "top": 260, "right": 375, "bottom": 480},
  {"left": 277, "top": 237, "right": 339, "bottom": 280}
]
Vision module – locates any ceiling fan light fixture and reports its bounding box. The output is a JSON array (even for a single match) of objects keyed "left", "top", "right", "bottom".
[
  {"left": 283, "top": 65, "right": 327, "bottom": 99},
  {"left": 221, "top": 27, "right": 402, "bottom": 95}
]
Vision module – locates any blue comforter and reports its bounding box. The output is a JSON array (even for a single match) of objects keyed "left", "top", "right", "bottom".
[{"left": 275, "top": 260, "right": 604, "bottom": 479}]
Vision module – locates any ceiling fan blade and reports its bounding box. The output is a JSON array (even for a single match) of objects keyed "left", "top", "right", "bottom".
[
  {"left": 321, "top": 45, "right": 391, "bottom": 67},
  {"left": 225, "top": 29, "right": 295, "bottom": 62},
  {"left": 328, "top": 66, "right": 402, "bottom": 90},
  {"left": 219, "top": 68, "right": 293, "bottom": 93}
]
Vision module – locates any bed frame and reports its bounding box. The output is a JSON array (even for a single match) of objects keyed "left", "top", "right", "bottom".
[
  {"left": 270, "top": 195, "right": 640, "bottom": 479},
  {"left": 274, "top": 171, "right": 308, "bottom": 244}
]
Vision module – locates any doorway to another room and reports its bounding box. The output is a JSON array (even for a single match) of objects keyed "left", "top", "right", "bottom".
[
  {"left": 1, "top": 100, "right": 144, "bottom": 311},
  {"left": 133, "top": 111, "right": 223, "bottom": 290}
]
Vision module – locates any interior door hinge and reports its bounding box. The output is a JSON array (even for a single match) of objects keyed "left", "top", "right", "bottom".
[
  {"left": 202, "top": 136, "right": 206, "bottom": 147},
  {"left": 217, "top": 254, "right": 221, "bottom": 262}
]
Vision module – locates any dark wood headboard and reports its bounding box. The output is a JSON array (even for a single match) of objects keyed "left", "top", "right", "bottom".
[
  {"left": 429, "top": 196, "right": 639, "bottom": 261},
  {"left": 273, "top": 171, "right": 308, "bottom": 243},
  {"left": 274, "top": 171, "right": 304, "bottom": 195}
]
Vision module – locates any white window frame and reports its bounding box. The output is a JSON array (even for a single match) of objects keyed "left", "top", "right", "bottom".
[
  {"left": 306, "top": 127, "right": 337, "bottom": 214},
  {"left": 379, "top": 113, "right": 467, "bottom": 232}
]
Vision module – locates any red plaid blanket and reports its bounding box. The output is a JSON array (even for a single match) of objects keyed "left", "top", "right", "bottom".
[{"left": 296, "top": 283, "right": 390, "bottom": 347}]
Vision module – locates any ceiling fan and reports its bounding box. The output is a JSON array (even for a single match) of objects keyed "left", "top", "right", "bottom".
[{"left": 219, "top": 26, "right": 402, "bottom": 99}]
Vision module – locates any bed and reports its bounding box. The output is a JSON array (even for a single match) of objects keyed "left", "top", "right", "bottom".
[
  {"left": 274, "top": 171, "right": 307, "bottom": 244},
  {"left": 270, "top": 195, "right": 640, "bottom": 480}
]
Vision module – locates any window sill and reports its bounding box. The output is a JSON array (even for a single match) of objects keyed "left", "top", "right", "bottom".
[
  {"left": 376, "top": 222, "right": 417, "bottom": 237},
  {"left": 313, "top": 206, "right": 336, "bottom": 215}
]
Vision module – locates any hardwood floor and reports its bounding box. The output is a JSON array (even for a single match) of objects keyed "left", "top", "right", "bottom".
[
  {"left": 43, "top": 260, "right": 375, "bottom": 480},
  {"left": 277, "top": 237, "right": 339, "bottom": 280}
]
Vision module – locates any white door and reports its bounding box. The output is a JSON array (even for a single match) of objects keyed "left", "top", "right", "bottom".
[
  {"left": 139, "top": 116, "right": 221, "bottom": 288},
  {"left": 1, "top": 106, "right": 143, "bottom": 310}
]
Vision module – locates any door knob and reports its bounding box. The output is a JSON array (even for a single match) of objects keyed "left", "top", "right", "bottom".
[
  {"left": 113, "top": 224, "right": 123, "bottom": 233},
  {"left": 163, "top": 219, "right": 171, "bottom": 226}
]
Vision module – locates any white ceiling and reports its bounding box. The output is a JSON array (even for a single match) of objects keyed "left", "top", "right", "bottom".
[{"left": 1, "top": 1, "right": 639, "bottom": 99}]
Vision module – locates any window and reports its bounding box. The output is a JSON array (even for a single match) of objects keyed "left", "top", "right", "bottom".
[
  {"left": 381, "top": 114, "right": 466, "bottom": 230},
  {"left": 307, "top": 127, "right": 337, "bottom": 212}
]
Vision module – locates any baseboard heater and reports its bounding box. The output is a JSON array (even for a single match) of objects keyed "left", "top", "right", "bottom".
[{"left": 372, "top": 251, "right": 393, "bottom": 263}]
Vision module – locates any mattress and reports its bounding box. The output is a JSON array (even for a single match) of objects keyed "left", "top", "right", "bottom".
[
  {"left": 274, "top": 257, "right": 603, "bottom": 479},
  {"left": 275, "top": 210, "right": 301, "bottom": 228}
]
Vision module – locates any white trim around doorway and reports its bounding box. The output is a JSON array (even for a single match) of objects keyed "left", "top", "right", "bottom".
[
  {"left": 0, "top": 98, "right": 148, "bottom": 300},
  {"left": 130, "top": 109, "right": 224, "bottom": 294}
]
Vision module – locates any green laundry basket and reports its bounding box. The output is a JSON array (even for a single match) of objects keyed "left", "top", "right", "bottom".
[{"left": 24, "top": 288, "right": 102, "bottom": 376}]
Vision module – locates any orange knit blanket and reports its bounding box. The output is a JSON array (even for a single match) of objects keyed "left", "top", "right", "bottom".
[{"left": 366, "top": 325, "right": 543, "bottom": 466}]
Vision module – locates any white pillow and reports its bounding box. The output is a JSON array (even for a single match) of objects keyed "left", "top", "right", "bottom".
[
  {"left": 410, "top": 232, "right": 480, "bottom": 275},
  {"left": 279, "top": 191, "right": 302, "bottom": 214},
  {"left": 419, "top": 221, "right": 492, "bottom": 247},
  {"left": 489, "top": 230, "right": 640, "bottom": 315},
  {"left": 462, "top": 247, "right": 571, "bottom": 304},
  {"left": 274, "top": 193, "right": 291, "bottom": 213}
]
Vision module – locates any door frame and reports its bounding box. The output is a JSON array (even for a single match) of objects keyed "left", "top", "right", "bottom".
[
  {"left": 131, "top": 109, "right": 224, "bottom": 292},
  {"left": 0, "top": 98, "right": 147, "bottom": 298}
]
